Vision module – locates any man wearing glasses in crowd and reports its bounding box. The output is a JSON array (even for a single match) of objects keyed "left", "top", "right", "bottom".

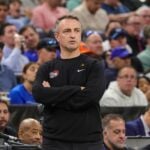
[{"left": 100, "top": 66, "right": 148, "bottom": 107}]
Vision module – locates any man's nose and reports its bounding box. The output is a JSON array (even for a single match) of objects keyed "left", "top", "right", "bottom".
[{"left": 70, "top": 31, "right": 76, "bottom": 38}]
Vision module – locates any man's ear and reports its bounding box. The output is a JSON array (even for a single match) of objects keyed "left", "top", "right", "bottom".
[
  {"left": 18, "top": 130, "right": 23, "bottom": 140},
  {"left": 103, "top": 129, "right": 107, "bottom": 135},
  {"left": 54, "top": 32, "right": 59, "bottom": 42}
]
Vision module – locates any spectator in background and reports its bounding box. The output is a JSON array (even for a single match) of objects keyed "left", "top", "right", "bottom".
[
  {"left": 9, "top": 62, "right": 39, "bottom": 104},
  {"left": 31, "top": 0, "right": 68, "bottom": 33},
  {"left": 123, "top": 15, "right": 144, "bottom": 56},
  {"left": 103, "top": 27, "right": 132, "bottom": 53},
  {"left": 37, "top": 38, "right": 57, "bottom": 65},
  {"left": 101, "top": 0, "right": 134, "bottom": 22},
  {"left": 138, "top": 74, "right": 150, "bottom": 103},
  {"left": 71, "top": 0, "right": 109, "bottom": 32},
  {"left": 104, "top": 47, "right": 132, "bottom": 86},
  {"left": 83, "top": 30, "right": 104, "bottom": 58},
  {"left": 6, "top": 0, "right": 30, "bottom": 31},
  {"left": 136, "top": 6, "right": 150, "bottom": 26},
  {"left": 0, "top": 1, "right": 8, "bottom": 25},
  {"left": 102, "top": 114, "right": 134, "bottom": 150},
  {"left": 19, "top": 25, "right": 40, "bottom": 62},
  {"left": 0, "top": 100, "right": 16, "bottom": 136},
  {"left": 103, "top": 28, "right": 144, "bottom": 74},
  {"left": 18, "top": 118, "right": 42, "bottom": 145},
  {"left": 138, "top": 25, "right": 150, "bottom": 72},
  {"left": 100, "top": 66, "right": 148, "bottom": 106},
  {"left": 104, "top": 21, "right": 121, "bottom": 39},
  {"left": 0, "top": 42, "right": 17, "bottom": 92},
  {"left": 126, "top": 104, "right": 150, "bottom": 137},
  {"left": 0, "top": 23, "right": 29, "bottom": 75}
]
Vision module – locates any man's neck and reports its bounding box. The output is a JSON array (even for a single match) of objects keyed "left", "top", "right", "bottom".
[{"left": 60, "top": 49, "right": 80, "bottom": 59}]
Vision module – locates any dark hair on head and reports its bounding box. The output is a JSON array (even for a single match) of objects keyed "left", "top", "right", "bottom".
[
  {"left": 0, "top": 23, "right": 14, "bottom": 36},
  {"left": 0, "top": 99, "right": 9, "bottom": 110},
  {"left": 102, "top": 114, "right": 124, "bottom": 130},
  {"left": 55, "top": 15, "right": 80, "bottom": 32},
  {"left": 22, "top": 62, "right": 37, "bottom": 74},
  {"left": 0, "top": 0, "right": 9, "bottom": 7},
  {"left": 19, "top": 25, "right": 37, "bottom": 35}
]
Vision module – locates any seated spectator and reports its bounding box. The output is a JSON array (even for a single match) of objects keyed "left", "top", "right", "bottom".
[
  {"left": 103, "top": 27, "right": 132, "bottom": 53},
  {"left": 100, "top": 66, "right": 148, "bottom": 106},
  {"left": 83, "top": 30, "right": 104, "bottom": 59},
  {"left": 0, "top": 1, "right": 9, "bottom": 25},
  {"left": 138, "top": 74, "right": 150, "bottom": 103},
  {"left": 136, "top": 6, "right": 150, "bottom": 26},
  {"left": 0, "top": 23, "right": 29, "bottom": 75},
  {"left": 123, "top": 15, "right": 144, "bottom": 56},
  {"left": 0, "top": 42, "right": 17, "bottom": 92},
  {"left": 0, "top": 99, "right": 16, "bottom": 136},
  {"left": 18, "top": 118, "right": 42, "bottom": 144},
  {"left": 126, "top": 104, "right": 150, "bottom": 137},
  {"left": 31, "top": 0, "right": 68, "bottom": 33},
  {"left": 37, "top": 38, "right": 57, "bottom": 65},
  {"left": 104, "top": 20, "right": 121, "bottom": 39},
  {"left": 104, "top": 47, "right": 132, "bottom": 86},
  {"left": 19, "top": 25, "right": 40, "bottom": 62},
  {"left": 102, "top": 114, "right": 134, "bottom": 150},
  {"left": 138, "top": 25, "right": 150, "bottom": 72},
  {"left": 6, "top": 0, "right": 30, "bottom": 31},
  {"left": 101, "top": 0, "right": 134, "bottom": 22},
  {"left": 9, "top": 62, "right": 39, "bottom": 104},
  {"left": 71, "top": 0, "right": 109, "bottom": 32}
]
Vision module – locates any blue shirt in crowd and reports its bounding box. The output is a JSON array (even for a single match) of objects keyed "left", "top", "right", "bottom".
[{"left": 9, "top": 84, "right": 36, "bottom": 104}]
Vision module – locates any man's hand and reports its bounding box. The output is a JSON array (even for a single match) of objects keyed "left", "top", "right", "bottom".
[
  {"left": 14, "top": 33, "right": 26, "bottom": 50},
  {"left": 42, "top": 81, "right": 51, "bottom": 87}
]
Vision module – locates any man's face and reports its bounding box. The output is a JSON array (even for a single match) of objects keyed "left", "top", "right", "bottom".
[
  {"left": 125, "top": 16, "right": 142, "bottom": 36},
  {"left": 39, "top": 48, "right": 56, "bottom": 62},
  {"left": 9, "top": 1, "right": 21, "bottom": 18},
  {"left": 20, "top": 122, "right": 42, "bottom": 144},
  {"left": 55, "top": 19, "right": 81, "bottom": 52},
  {"left": 117, "top": 68, "right": 137, "bottom": 95},
  {"left": 104, "top": 120, "right": 126, "bottom": 150},
  {"left": 21, "top": 27, "right": 39, "bottom": 49},
  {"left": 86, "top": 0, "right": 102, "bottom": 14},
  {"left": 112, "top": 57, "right": 130, "bottom": 69},
  {"left": 0, "top": 103, "right": 9, "bottom": 131},
  {"left": 0, "top": 5, "right": 8, "bottom": 23},
  {"left": 139, "top": 9, "right": 150, "bottom": 25},
  {"left": 86, "top": 33, "right": 103, "bottom": 55},
  {"left": 3, "top": 25, "right": 17, "bottom": 47}
]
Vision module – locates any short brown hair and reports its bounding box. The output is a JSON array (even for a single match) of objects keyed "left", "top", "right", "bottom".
[
  {"left": 102, "top": 114, "right": 124, "bottom": 130},
  {"left": 55, "top": 15, "right": 80, "bottom": 32}
]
